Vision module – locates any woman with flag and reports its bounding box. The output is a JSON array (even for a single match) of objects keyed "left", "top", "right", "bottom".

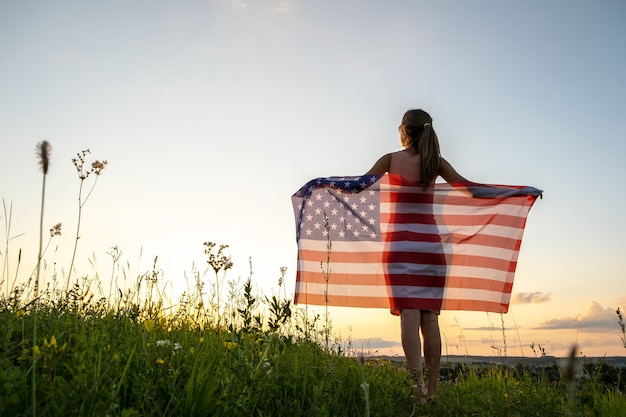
[{"left": 366, "top": 108, "right": 468, "bottom": 404}]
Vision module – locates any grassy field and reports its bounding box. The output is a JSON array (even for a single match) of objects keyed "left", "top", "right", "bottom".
[
  {"left": 1, "top": 266, "right": 626, "bottom": 417},
  {"left": 1, "top": 144, "right": 625, "bottom": 416}
]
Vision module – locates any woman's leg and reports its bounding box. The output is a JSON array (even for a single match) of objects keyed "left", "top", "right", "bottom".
[
  {"left": 420, "top": 311, "right": 441, "bottom": 398},
  {"left": 400, "top": 309, "right": 427, "bottom": 403}
]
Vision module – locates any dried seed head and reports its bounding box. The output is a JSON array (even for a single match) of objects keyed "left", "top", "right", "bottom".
[
  {"left": 49, "top": 223, "right": 62, "bottom": 237},
  {"left": 92, "top": 160, "right": 108, "bottom": 175},
  {"left": 36, "top": 141, "right": 52, "bottom": 174}
]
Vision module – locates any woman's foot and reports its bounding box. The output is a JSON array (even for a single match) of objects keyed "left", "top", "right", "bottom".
[{"left": 412, "top": 382, "right": 428, "bottom": 405}]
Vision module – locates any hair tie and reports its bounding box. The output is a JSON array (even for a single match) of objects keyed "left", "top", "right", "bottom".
[{"left": 423, "top": 123, "right": 431, "bottom": 128}]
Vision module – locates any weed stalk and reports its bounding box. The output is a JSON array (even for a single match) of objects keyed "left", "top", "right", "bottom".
[
  {"left": 617, "top": 307, "right": 626, "bottom": 349},
  {"left": 66, "top": 150, "right": 107, "bottom": 291},
  {"left": 321, "top": 212, "right": 331, "bottom": 350},
  {"left": 33, "top": 140, "right": 52, "bottom": 416}
]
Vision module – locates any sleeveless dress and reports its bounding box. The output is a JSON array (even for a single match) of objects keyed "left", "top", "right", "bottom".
[{"left": 385, "top": 150, "right": 446, "bottom": 315}]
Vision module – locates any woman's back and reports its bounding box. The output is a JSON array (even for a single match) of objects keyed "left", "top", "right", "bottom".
[{"left": 389, "top": 150, "right": 421, "bottom": 182}]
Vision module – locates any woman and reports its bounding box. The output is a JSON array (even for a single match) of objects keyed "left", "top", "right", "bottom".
[{"left": 366, "top": 109, "right": 467, "bottom": 403}]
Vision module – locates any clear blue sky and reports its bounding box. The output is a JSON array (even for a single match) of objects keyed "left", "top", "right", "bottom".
[{"left": 1, "top": 0, "right": 625, "bottom": 357}]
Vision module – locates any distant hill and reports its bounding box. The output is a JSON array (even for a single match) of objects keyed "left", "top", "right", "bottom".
[{"left": 375, "top": 354, "right": 626, "bottom": 369}]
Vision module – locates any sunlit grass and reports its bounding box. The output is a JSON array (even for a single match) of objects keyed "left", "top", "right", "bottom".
[
  {"left": 0, "top": 144, "right": 625, "bottom": 416},
  {"left": 2, "top": 260, "right": 626, "bottom": 416}
]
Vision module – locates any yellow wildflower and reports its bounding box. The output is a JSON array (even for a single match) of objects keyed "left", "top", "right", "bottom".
[
  {"left": 18, "top": 348, "right": 29, "bottom": 361},
  {"left": 144, "top": 319, "right": 154, "bottom": 332},
  {"left": 223, "top": 341, "right": 238, "bottom": 351},
  {"left": 15, "top": 309, "right": 26, "bottom": 319},
  {"left": 33, "top": 345, "right": 41, "bottom": 358},
  {"left": 158, "top": 317, "right": 167, "bottom": 329},
  {"left": 155, "top": 358, "right": 164, "bottom": 365},
  {"left": 199, "top": 337, "right": 205, "bottom": 343}
]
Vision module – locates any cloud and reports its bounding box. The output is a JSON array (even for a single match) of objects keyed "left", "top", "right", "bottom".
[
  {"left": 272, "top": 0, "right": 292, "bottom": 13},
  {"left": 228, "top": 0, "right": 292, "bottom": 12},
  {"left": 230, "top": 0, "right": 246, "bottom": 8},
  {"left": 512, "top": 291, "right": 551, "bottom": 304},
  {"left": 351, "top": 337, "right": 401, "bottom": 349},
  {"left": 534, "top": 301, "right": 622, "bottom": 331}
]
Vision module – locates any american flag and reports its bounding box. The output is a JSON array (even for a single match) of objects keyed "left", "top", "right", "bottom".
[{"left": 292, "top": 174, "right": 542, "bottom": 314}]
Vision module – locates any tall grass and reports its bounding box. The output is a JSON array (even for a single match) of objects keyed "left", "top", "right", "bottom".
[{"left": 0, "top": 144, "right": 625, "bottom": 416}]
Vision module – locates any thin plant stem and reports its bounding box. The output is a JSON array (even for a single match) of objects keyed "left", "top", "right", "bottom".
[
  {"left": 32, "top": 171, "right": 46, "bottom": 417},
  {"left": 322, "top": 212, "right": 331, "bottom": 350},
  {"left": 66, "top": 150, "right": 107, "bottom": 292},
  {"left": 618, "top": 308, "right": 626, "bottom": 349},
  {"left": 66, "top": 177, "right": 85, "bottom": 292},
  {"left": 1, "top": 200, "right": 23, "bottom": 294},
  {"left": 35, "top": 175, "right": 46, "bottom": 299},
  {"left": 2, "top": 199, "right": 11, "bottom": 294},
  {"left": 33, "top": 140, "right": 51, "bottom": 417}
]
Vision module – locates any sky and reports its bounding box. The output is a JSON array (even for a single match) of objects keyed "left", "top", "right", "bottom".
[{"left": 1, "top": 0, "right": 625, "bottom": 358}]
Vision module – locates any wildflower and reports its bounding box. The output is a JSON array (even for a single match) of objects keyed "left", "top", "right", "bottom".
[
  {"left": 223, "top": 341, "right": 238, "bottom": 351},
  {"left": 155, "top": 358, "right": 164, "bottom": 365},
  {"left": 174, "top": 342, "right": 182, "bottom": 352},
  {"left": 144, "top": 319, "right": 154, "bottom": 332},
  {"left": 17, "top": 348, "right": 29, "bottom": 361},
  {"left": 44, "top": 335, "right": 58, "bottom": 349},
  {"left": 91, "top": 160, "right": 108, "bottom": 175},
  {"left": 156, "top": 340, "right": 171, "bottom": 347},
  {"left": 199, "top": 337, "right": 205, "bottom": 343},
  {"left": 49, "top": 223, "right": 62, "bottom": 237},
  {"left": 158, "top": 317, "right": 167, "bottom": 329},
  {"left": 72, "top": 149, "right": 91, "bottom": 179},
  {"left": 204, "top": 242, "right": 234, "bottom": 273},
  {"left": 15, "top": 309, "right": 25, "bottom": 319},
  {"left": 189, "top": 347, "right": 195, "bottom": 355},
  {"left": 33, "top": 345, "right": 41, "bottom": 358},
  {"left": 36, "top": 141, "right": 52, "bottom": 174}
]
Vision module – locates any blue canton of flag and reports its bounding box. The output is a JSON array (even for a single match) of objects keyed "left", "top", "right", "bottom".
[{"left": 293, "top": 175, "right": 381, "bottom": 242}]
